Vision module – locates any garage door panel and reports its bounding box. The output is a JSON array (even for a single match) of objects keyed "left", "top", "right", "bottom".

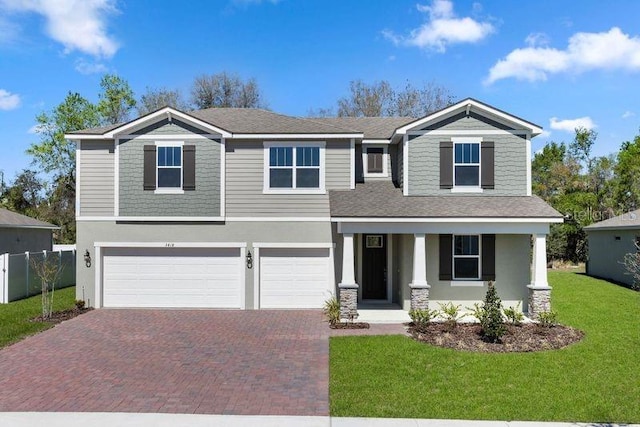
[
  {"left": 259, "top": 248, "right": 333, "bottom": 309},
  {"left": 102, "top": 247, "right": 243, "bottom": 308}
]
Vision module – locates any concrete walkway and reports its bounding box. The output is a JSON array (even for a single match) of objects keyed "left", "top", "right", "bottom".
[{"left": 0, "top": 413, "right": 635, "bottom": 427}]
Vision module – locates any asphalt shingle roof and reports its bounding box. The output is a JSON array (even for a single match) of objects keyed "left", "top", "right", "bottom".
[
  {"left": 584, "top": 209, "right": 640, "bottom": 230},
  {"left": 0, "top": 208, "right": 58, "bottom": 229},
  {"left": 307, "top": 116, "right": 416, "bottom": 139},
  {"left": 329, "top": 181, "right": 563, "bottom": 218}
]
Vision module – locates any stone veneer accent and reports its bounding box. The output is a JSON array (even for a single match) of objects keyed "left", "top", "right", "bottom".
[
  {"left": 410, "top": 284, "right": 430, "bottom": 310},
  {"left": 338, "top": 285, "right": 358, "bottom": 320},
  {"left": 527, "top": 285, "right": 551, "bottom": 319}
]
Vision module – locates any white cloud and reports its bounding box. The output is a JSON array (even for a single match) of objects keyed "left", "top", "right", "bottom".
[
  {"left": 525, "top": 32, "right": 550, "bottom": 47},
  {"left": 0, "top": 0, "right": 119, "bottom": 58},
  {"left": 486, "top": 27, "right": 640, "bottom": 84},
  {"left": 622, "top": 111, "right": 635, "bottom": 119},
  {"left": 0, "top": 89, "right": 20, "bottom": 110},
  {"left": 383, "top": 0, "right": 494, "bottom": 53},
  {"left": 549, "top": 116, "right": 596, "bottom": 132},
  {"left": 538, "top": 130, "right": 552, "bottom": 138},
  {"left": 75, "top": 58, "right": 108, "bottom": 74}
]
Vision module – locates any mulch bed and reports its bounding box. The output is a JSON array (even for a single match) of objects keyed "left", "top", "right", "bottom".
[
  {"left": 330, "top": 322, "right": 371, "bottom": 329},
  {"left": 31, "top": 307, "right": 93, "bottom": 324},
  {"left": 409, "top": 322, "right": 584, "bottom": 353}
]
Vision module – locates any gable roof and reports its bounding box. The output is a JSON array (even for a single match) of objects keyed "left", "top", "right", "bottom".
[
  {"left": 584, "top": 209, "right": 640, "bottom": 231},
  {"left": 0, "top": 208, "right": 58, "bottom": 229},
  {"left": 395, "top": 98, "right": 543, "bottom": 136},
  {"left": 329, "top": 182, "right": 563, "bottom": 219}
]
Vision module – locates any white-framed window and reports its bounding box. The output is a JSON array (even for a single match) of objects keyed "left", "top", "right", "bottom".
[
  {"left": 263, "top": 142, "right": 325, "bottom": 194},
  {"left": 363, "top": 145, "right": 388, "bottom": 177},
  {"left": 453, "top": 235, "right": 481, "bottom": 280},
  {"left": 454, "top": 141, "right": 480, "bottom": 187},
  {"left": 156, "top": 142, "right": 183, "bottom": 193}
]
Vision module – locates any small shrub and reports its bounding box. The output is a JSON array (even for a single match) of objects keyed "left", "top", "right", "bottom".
[
  {"left": 480, "top": 281, "right": 506, "bottom": 342},
  {"left": 503, "top": 302, "right": 524, "bottom": 326},
  {"left": 537, "top": 310, "right": 559, "bottom": 328},
  {"left": 75, "top": 299, "right": 86, "bottom": 310},
  {"left": 323, "top": 296, "right": 341, "bottom": 326},
  {"left": 438, "top": 302, "right": 466, "bottom": 331},
  {"left": 467, "top": 302, "right": 487, "bottom": 324},
  {"left": 409, "top": 308, "right": 439, "bottom": 330}
]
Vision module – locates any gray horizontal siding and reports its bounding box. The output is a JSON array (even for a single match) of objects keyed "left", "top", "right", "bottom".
[
  {"left": 79, "top": 140, "right": 115, "bottom": 216},
  {"left": 226, "top": 139, "right": 351, "bottom": 217}
]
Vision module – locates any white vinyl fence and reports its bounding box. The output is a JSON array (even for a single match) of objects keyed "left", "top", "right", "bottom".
[{"left": 0, "top": 249, "right": 75, "bottom": 304}]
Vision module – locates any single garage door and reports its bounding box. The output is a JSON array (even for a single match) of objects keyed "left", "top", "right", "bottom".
[
  {"left": 102, "top": 247, "right": 243, "bottom": 308},
  {"left": 259, "top": 248, "right": 332, "bottom": 309}
]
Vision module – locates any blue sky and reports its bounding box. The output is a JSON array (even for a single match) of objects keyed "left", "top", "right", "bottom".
[{"left": 0, "top": 0, "right": 639, "bottom": 182}]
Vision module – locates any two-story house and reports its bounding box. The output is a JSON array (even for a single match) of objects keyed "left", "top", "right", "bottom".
[{"left": 67, "top": 98, "right": 562, "bottom": 318}]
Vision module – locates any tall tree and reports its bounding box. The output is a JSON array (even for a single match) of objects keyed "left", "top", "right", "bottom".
[
  {"left": 0, "top": 169, "right": 43, "bottom": 218},
  {"left": 334, "top": 79, "right": 454, "bottom": 117},
  {"left": 569, "top": 127, "right": 597, "bottom": 173},
  {"left": 28, "top": 92, "right": 100, "bottom": 178},
  {"left": 138, "top": 87, "right": 186, "bottom": 115},
  {"left": 190, "top": 72, "right": 266, "bottom": 109},
  {"left": 97, "top": 74, "right": 136, "bottom": 125},
  {"left": 613, "top": 134, "right": 640, "bottom": 212}
]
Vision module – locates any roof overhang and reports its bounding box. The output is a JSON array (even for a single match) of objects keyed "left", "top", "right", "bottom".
[
  {"left": 65, "top": 107, "right": 233, "bottom": 140},
  {"left": 0, "top": 224, "right": 59, "bottom": 230},
  {"left": 394, "top": 98, "right": 543, "bottom": 137}
]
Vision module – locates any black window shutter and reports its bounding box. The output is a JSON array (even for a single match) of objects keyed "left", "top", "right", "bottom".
[
  {"left": 183, "top": 145, "right": 196, "bottom": 191},
  {"left": 481, "top": 234, "right": 496, "bottom": 281},
  {"left": 440, "top": 141, "right": 453, "bottom": 189},
  {"left": 481, "top": 141, "right": 495, "bottom": 189},
  {"left": 439, "top": 234, "right": 453, "bottom": 280},
  {"left": 143, "top": 145, "right": 156, "bottom": 190}
]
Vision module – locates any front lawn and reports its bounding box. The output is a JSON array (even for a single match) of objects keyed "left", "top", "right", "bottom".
[
  {"left": 330, "top": 272, "right": 640, "bottom": 423},
  {"left": 0, "top": 286, "right": 76, "bottom": 348}
]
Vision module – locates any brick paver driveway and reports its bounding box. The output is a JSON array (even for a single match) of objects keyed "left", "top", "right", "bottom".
[{"left": 0, "top": 310, "right": 329, "bottom": 415}]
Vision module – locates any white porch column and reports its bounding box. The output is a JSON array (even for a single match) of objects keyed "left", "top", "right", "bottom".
[
  {"left": 409, "top": 233, "right": 430, "bottom": 310},
  {"left": 338, "top": 233, "right": 358, "bottom": 319},
  {"left": 527, "top": 233, "right": 552, "bottom": 318}
]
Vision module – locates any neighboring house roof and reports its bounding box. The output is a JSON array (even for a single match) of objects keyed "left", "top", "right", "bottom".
[
  {"left": 0, "top": 208, "right": 58, "bottom": 229},
  {"left": 308, "top": 117, "right": 416, "bottom": 139},
  {"left": 584, "top": 209, "right": 640, "bottom": 231},
  {"left": 329, "top": 182, "right": 563, "bottom": 219}
]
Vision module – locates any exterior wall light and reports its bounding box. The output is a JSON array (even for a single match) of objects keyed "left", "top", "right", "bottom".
[
  {"left": 84, "top": 250, "right": 92, "bottom": 268},
  {"left": 246, "top": 250, "right": 253, "bottom": 269}
]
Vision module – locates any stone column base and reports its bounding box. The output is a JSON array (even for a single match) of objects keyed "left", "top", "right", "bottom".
[
  {"left": 409, "top": 283, "right": 430, "bottom": 311},
  {"left": 527, "top": 284, "right": 552, "bottom": 319},
  {"left": 338, "top": 283, "right": 358, "bottom": 320}
]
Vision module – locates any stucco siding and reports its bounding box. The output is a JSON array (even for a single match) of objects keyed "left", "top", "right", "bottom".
[
  {"left": 118, "top": 136, "right": 221, "bottom": 217},
  {"left": 79, "top": 140, "right": 115, "bottom": 216},
  {"left": 76, "top": 220, "right": 334, "bottom": 308},
  {"left": 225, "top": 139, "right": 350, "bottom": 217},
  {"left": 408, "top": 133, "right": 527, "bottom": 196},
  {"left": 587, "top": 229, "right": 639, "bottom": 287}
]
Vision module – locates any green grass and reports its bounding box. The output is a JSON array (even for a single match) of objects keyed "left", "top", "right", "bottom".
[
  {"left": 330, "top": 272, "right": 640, "bottom": 423},
  {"left": 0, "top": 286, "right": 76, "bottom": 348}
]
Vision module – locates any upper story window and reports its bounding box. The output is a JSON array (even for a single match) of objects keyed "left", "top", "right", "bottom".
[
  {"left": 453, "top": 235, "right": 480, "bottom": 280},
  {"left": 454, "top": 142, "right": 480, "bottom": 187},
  {"left": 157, "top": 145, "right": 182, "bottom": 188},
  {"left": 264, "top": 142, "right": 325, "bottom": 194},
  {"left": 363, "top": 145, "right": 388, "bottom": 177}
]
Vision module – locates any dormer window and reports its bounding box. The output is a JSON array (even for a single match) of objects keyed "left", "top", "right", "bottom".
[{"left": 363, "top": 145, "right": 388, "bottom": 178}]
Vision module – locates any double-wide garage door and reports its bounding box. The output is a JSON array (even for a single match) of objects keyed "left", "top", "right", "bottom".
[
  {"left": 102, "top": 247, "right": 243, "bottom": 308},
  {"left": 100, "top": 246, "right": 333, "bottom": 309}
]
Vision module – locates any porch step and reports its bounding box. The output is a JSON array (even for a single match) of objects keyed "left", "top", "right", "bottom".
[{"left": 356, "top": 309, "right": 411, "bottom": 324}]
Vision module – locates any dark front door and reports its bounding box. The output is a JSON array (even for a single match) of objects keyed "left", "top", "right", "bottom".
[{"left": 362, "top": 234, "right": 387, "bottom": 300}]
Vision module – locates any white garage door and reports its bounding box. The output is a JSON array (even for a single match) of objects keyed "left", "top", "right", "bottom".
[
  {"left": 259, "top": 248, "right": 333, "bottom": 309},
  {"left": 102, "top": 247, "right": 243, "bottom": 308}
]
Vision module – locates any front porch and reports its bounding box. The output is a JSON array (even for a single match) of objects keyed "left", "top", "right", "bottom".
[{"left": 336, "top": 231, "right": 553, "bottom": 321}]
